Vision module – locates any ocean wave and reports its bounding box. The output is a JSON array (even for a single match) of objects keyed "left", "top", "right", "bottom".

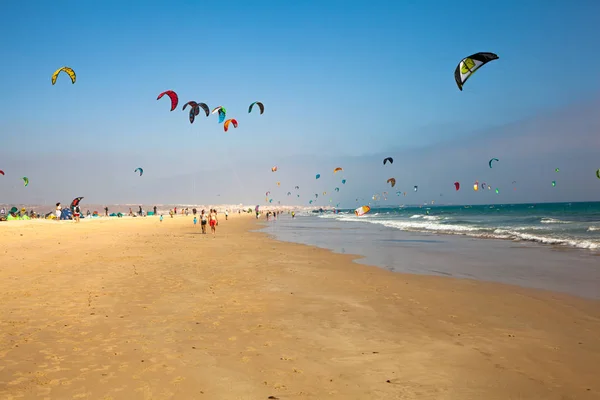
[
  {"left": 494, "top": 229, "right": 599, "bottom": 250},
  {"left": 588, "top": 226, "right": 600, "bottom": 232},
  {"left": 333, "top": 215, "right": 600, "bottom": 251},
  {"left": 541, "top": 217, "right": 572, "bottom": 224}
]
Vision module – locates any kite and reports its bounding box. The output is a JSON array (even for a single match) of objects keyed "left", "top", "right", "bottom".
[
  {"left": 135, "top": 167, "right": 143, "bottom": 176},
  {"left": 157, "top": 90, "right": 178, "bottom": 111},
  {"left": 212, "top": 106, "right": 226, "bottom": 123},
  {"left": 287, "top": 192, "right": 291, "bottom": 196},
  {"left": 413, "top": 186, "right": 418, "bottom": 192},
  {"left": 341, "top": 179, "right": 346, "bottom": 184},
  {"left": 271, "top": 166, "right": 278, "bottom": 172},
  {"left": 555, "top": 168, "right": 560, "bottom": 172},
  {"left": 51, "top": 66, "right": 76, "bottom": 85},
  {"left": 473, "top": 181, "right": 479, "bottom": 191},
  {"left": 224, "top": 119, "right": 238, "bottom": 132},
  {"left": 70, "top": 196, "right": 84, "bottom": 210},
  {"left": 295, "top": 186, "right": 299, "bottom": 189},
  {"left": 333, "top": 167, "right": 343, "bottom": 174},
  {"left": 0, "top": 170, "right": 4, "bottom": 176},
  {"left": 495, "top": 188, "right": 499, "bottom": 194},
  {"left": 552, "top": 181, "right": 556, "bottom": 187},
  {"left": 454, "top": 52, "right": 499, "bottom": 91},
  {"left": 383, "top": 157, "right": 393, "bottom": 165},
  {"left": 387, "top": 178, "right": 396, "bottom": 187},
  {"left": 188, "top": 108, "right": 196, "bottom": 124},
  {"left": 335, "top": 187, "right": 340, "bottom": 192},
  {"left": 248, "top": 101, "right": 264, "bottom": 114},
  {"left": 22, "top": 177, "right": 29, "bottom": 187},
  {"left": 183, "top": 101, "right": 209, "bottom": 117},
  {"left": 481, "top": 183, "right": 487, "bottom": 190},
  {"left": 277, "top": 182, "right": 281, "bottom": 186},
  {"left": 454, "top": 181, "right": 460, "bottom": 191},
  {"left": 354, "top": 206, "right": 371, "bottom": 217},
  {"left": 265, "top": 191, "right": 270, "bottom": 196},
  {"left": 489, "top": 158, "right": 499, "bottom": 168},
  {"left": 597, "top": 169, "right": 600, "bottom": 179},
  {"left": 316, "top": 174, "right": 320, "bottom": 179}
]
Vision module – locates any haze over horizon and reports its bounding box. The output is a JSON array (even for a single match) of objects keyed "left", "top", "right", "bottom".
[{"left": 1, "top": 0, "right": 599, "bottom": 208}]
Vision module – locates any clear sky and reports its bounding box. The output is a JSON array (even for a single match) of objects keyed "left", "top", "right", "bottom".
[{"left": 1, "top": 0, "right": 599, "bottom": 207}]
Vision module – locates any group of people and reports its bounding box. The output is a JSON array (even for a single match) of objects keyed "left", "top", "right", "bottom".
[{"left": 190, "top": 209, "right": 220, "bottom": 235}]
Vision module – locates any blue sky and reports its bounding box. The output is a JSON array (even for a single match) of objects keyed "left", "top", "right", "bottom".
[{"left": 1, "top": 0, "right": 599, "bottom": 207}]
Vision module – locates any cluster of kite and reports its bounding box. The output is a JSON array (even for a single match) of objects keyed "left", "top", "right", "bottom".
[
  {"left": 156, "top": 89, "right": 264, "bottom": 133},
  {"left": 2, "top": 66, "right": 269, "bottom": 187},
  {"left": 0, "top": 170, "right": 29, "bottom": 186}
]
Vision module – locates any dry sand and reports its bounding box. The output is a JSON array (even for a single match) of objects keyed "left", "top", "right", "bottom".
[{"left": 1, "top": 215, "right": 599, "bottom": 399}]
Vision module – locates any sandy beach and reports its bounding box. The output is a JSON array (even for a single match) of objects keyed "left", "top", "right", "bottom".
[{"left": 1, "top": 215, "right": 599, "bottom": 399}]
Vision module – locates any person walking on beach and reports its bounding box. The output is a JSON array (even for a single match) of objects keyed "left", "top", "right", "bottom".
[
  {"left": 73, "top": 204, "right": 81, "bottom": 223},
  {"left": 104, "top": 206, "right": 109, "bottom": 217},
  {"left": 209, "top": 209, "right": 218, "bottom": 235},
  {"left": 160, "top": 214, "right": 163, "bottom": 222},
  {"left": 225, "top": 210, "right": 229, "bottom": 220},
  {"left": 153, "top": 205, "right": 157, "bottom": 215},
  {"left": 193, "top": 216, "right": 197, "bottom": 227},
  {"left": 200, "top": 210, "right": 207, "bottom": 234},
  {"left": 55, "top": 203, "right": 62, "bottom": 221}
]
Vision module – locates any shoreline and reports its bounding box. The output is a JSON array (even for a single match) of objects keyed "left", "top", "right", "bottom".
[
  {"left": 259, "top": 215, "right": 600, "bottom": 300},
  {"left": 1, "top": 214, "right": 599, "bottom": 399}
]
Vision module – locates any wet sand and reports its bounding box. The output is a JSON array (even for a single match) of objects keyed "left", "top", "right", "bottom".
[{"left": 1, "top": 215, "right": 599, "bottom": 399}]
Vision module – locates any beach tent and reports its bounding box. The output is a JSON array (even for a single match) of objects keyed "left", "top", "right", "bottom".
[{"left": 60, "top": 208, "right": 73, "bottom": 220}]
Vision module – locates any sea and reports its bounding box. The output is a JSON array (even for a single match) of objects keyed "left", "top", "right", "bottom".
[{"left": 260, "top": 202, "right": 600, "bottom": 299}]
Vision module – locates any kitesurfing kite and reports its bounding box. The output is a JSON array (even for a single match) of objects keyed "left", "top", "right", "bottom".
[
  {"left": 70, "top": 196, "right": 83, "bottom": 210},
  {"left": 489, "top": 158, "right": 499, "bottom": 168},
  {"left": 135, "top": 168, "right": 143, "bottom": 176},
  {"left": 287, "top": 192, "right": 291, "bottom": 196},
  {"left": 495, "top": 188, "right": 500, "bottom": 194},
  {"left": 271, "top": 166, "right": 278, "bottom": 172},
  {"left": 183, "top": 101, "right": 210, "bottom": 123},
  {"left": 596, "top": 169, "right": 600, "bottom": 179},
  {"left": 454, "top": 52, "right": 499, "bottom": 91},
  {"left": 341, "top": 179, "right": 346, "bottom": 184},
  {"left": 413, "top": 186, "right": 418, "bottom": 192},
  {"left": 51, "top": 66, "right": 76, "bottom": 85},
  {"left": 387, "top": 178, "right": 396, "bottom": 187},
  {"left": 265, "top": 191, "right": 270, "bottom": 196},
  {"left": 212, "top": 106, "right": 226, "bottom": 123},
  {"left": 454, "top": 181, "right": 460, "bottom": 191},
  {"left": 383, "top": 157, "right": 393, "bottom": 165},
  {"left": 334, "top": 167, "right": 343, "bottom": 174},
  {"left": 248, "top": 101, "right": 264, "bottom": 114},
  {"left": 552, "top": 181, "right": 556, "bottom": 187},
  {"left": 354, "top": 206, "right": 371, "bottom": 217},
  {"left": 157, "top": 90, "right": 178, "bottom": 111},
  {"left": 224, "top": 119, "right": 238, "bottom": 132},
  {"left": 315, "top": 174, "right": 320, "bottom": 179},
  {"left": 295, "top": 186, "right": 299, "bottom": 189},
  {"left": 335, "top": 187, "right": 340, "bottom": 192},
  {"left": 473, "top": 181, "right": 479, "bottom": 191},
  {"left": 22, "top": 177, "right": 29, "bottom": 187},
  {"left": 0, "top": 170, "right": 4, "bottom": 176}
]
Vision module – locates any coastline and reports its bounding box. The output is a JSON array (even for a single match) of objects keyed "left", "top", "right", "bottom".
[
  {"left": 259, "top": 214, "right": 600, "bottom": 299},
  {"left": 1, "top": 215, "right": 599, "bottom": 399}
]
